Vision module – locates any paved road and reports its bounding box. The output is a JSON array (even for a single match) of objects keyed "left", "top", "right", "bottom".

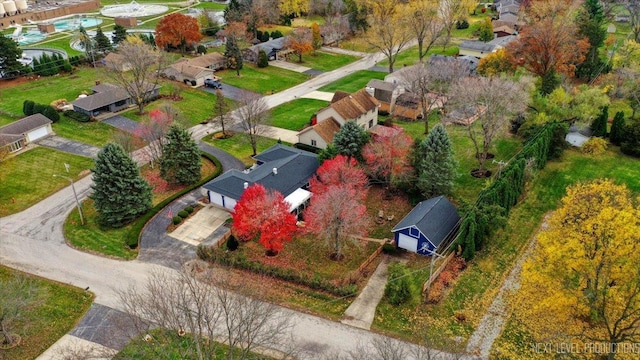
[{"left": 37, "top": 135, "right": 101, "bottom": 158}]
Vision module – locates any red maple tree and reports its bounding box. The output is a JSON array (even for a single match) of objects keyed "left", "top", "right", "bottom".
[
  {"left": 362, "top": 130, "right": 414, "bottom": 186},
  {"left": 310, "top": 155, "right": 369, "bottom": 200},
  {"left": 232, "top": 184, "right": 297, "bottom": 255},
  {"left": 155, "top": 13, "right": 203, "bottom": 54}
]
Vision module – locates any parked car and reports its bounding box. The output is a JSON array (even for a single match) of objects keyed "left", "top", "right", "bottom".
[{"left": 204, "top": 78, "right": 222, "bottom": 89}]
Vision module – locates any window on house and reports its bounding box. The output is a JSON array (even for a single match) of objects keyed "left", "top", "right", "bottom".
[
  {"left": 410, "top": 227, "right": 419, "bottom": 237},
  {"left": 311, "top": 139, "right": 317, "bottom": 147},
  {"left": 369, "top": 119, "right": 373, "bottom": 128}
]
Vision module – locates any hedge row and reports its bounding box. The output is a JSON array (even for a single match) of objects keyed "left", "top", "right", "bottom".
[
  {"left": 124, "top": 152, "right": 222, "bottom": 248},
  {"left": 197, "top": 246, "right": 358, "bottom": 297},
  {"left": 63, "top": 110, "right": 91, "bottom": 123}
]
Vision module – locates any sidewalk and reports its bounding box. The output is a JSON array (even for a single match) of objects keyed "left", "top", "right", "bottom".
[
  {"left": 340, "top": 257, "right": 390, "bottom": 330},
  {"left": 321, "top": 46, "right": 369, "bottom": 57},
  {"left": 270, "top": 60, "right": 312, "bottom": 73}
]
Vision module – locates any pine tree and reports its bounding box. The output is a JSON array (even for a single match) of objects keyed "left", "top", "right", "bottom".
[
  {"left": 415, "top": 124, "right": 457, "bottom": 198},
  {"left": 91, "top": 143, "right": 152, "bottom": 228},
  {"left": 257, "top": 49, "right": 269, "bottom": 68},
  {"left": 333, "top": 120, "right": 370, "bottom": 161},
  {"left": 160, "top": 125, "right": 201, "bottom": 185},
  {"left": 610, "top": 111, "right": 626, "bottom": 146},
  {"left": 576, "top": 0, "right": 607, "bottom": 80},
  {"left": 112, "top": 24, "right": 128, "bottom": 45},
  {"left": 224, "top": 37, "right": 243, "bottom": 76},
  {"left": 94, "top": 26, "right": 113, "bottom": 54},
  {"left": 590, "top": 106, "right": 608, "bottom": 137},
  {"left": 0, "top": 35, "right": 25, "bottom": 79}
]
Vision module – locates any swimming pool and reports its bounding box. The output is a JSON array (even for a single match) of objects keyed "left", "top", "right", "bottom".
[
  {"left": 17, "top": 32, "right": 46, "bottom": 45},
  {"left": 53, "top": 17, "right": 103, "bottom": 31}
]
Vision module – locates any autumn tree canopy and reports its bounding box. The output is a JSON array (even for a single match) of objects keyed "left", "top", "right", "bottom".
[
  {"left": 155, "top": 13, "right": 203, "bottom": 54},
  {"left": 362, "top": 131, "right": 414, "bottom": 187},
  {"left": 232, "top": 184, "right": 297, "bottom": 255},
  {"left": 310, "top": 155, "right": 368, "bottom": 199},
  {"left": 514, "top": 179, "right": 640, "bottom": 359},
  {"left": 285, "top": 27, "right": 313, "bottom": 62}
]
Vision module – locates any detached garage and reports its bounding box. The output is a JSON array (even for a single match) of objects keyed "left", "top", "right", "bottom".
[
  {"left": 392, "top": 196, "right": 460, "bottom": 256},
  {"left": 0, "top": 114, "right": 53, "bottom": 154}
]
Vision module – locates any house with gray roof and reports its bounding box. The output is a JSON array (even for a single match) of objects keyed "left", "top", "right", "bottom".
[
  {"left": 0, "top": 113, "right": 53, "bottom": 154},
  {"left": 72, "top": 83, "right": 160, "bottom": 117},
  {"left": 392, "top": 196, "right": 460, "bottom": 256},
  {"left": 459, "top": 35, "right": 517, "bottom": 59},
  {"left": 202, "top": 144, "right": 319, "bottom": 215},
  {"left": 242, "top": 37, "right": 292, "bottom": 63},
  {"left": 366, "top": 79, "right": 399, "bottom": 114}
]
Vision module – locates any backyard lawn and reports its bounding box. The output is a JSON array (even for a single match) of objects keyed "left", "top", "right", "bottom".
[
  {"left": 203, "top": 134, "right": 283, "bottom": 166},
  {"left": 53, "top": 115, "right": 128, "bottom": 148},
  {"left": 270, "top": 98, "right": 328, "bottom": 131},
  {"left": 376, "top": 45, "right": 461, "bottom": 69},
  {"left": 372, "top": 147, "right": 640, "bottom": 352},
  {"left": 0, "top": 147, "right": 94, "bottom": 217},
  {"left": 0, "top": 266, "right": 94, "bottom": 360},
  {"left": 318, "top": 70, "right": 386, "bottom": 93},
  {"left": 291, "top": 50, "right": 359, "bottom": 72},
  {"left": 216, "top": 64, "right": 310, "bottom": 94}
]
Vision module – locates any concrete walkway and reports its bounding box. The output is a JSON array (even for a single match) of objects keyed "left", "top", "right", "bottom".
[
  {"left": 341, "top": 257, "right": 390, "bottom": 330},
  {"left": 37, "top": 135, "right": 101, "bottom": 159},
  {"left": 270, "top": 60, "right": 312, "bottom": 73},
  {"left": 320, "top": 46, "right": 368, "bottom": 57},
  {"left": 301, "top": 90, "right": 334, "bottom": 102},
  {"left": 257, "top": 124, "right": 300, "bottom": 144}
]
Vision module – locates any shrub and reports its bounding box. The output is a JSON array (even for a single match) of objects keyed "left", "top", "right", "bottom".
[
  {"left": 621, "top": 120, "right": 640, "bottom": 158},
  {"left": 197, "top": 45, "right": 207, "bottom": 54},
  {"left": 456, "top": 19, "right": 469, "bottom": 29},
  {"left": 382, "top": 243, "right": 396, "bottom": 255},
  {"left": 64, "top": 110, "right": 91, "bottom": 122},
  {"left": 384, "top": 263, "right": 412, "bottom": 305},
  {"left": 178, "top": 210, "right": 189, "bottom": 218},
  {"left": 293, "top": 142, "right": 320, "bottom": 153},
  {"left": 226, "top": 235, "right": 239, "bottom": 251},
  {"left": 172, "top": 216, "right": 182, "bottom": 225},
  {"left": 184, "top": 206, "right": 194, "bottom": 214},
  {"left": 257, "top": 49, "right": 269, "bottom": 68},
  {"left": 581, "top": 137, "right": 608, "bottom": 155},
  {"left": 271, "top": 30, "right": 284, "bottom": 39},
  {"left": 23, "top": 100, "right": 35, "bottom": 116}
]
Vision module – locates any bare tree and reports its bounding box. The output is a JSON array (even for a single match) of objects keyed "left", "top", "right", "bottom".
[
  {"left": 212, "top": 88, "right": 232, "bottom": 137},
  {"left": 364, "top": 0, "right": 413, "bottom": 73},
  {"left": 447, "top": 76, "right": 531, "bottom": 175},
  {"left": 397, "top": 59, "right": 468, "bottom": 133},
  {"left": 439, "top": 0, "right": 475, "bottom": 51},
  {"left": 322, "top": 335, "right": 467, "bottom": 360},
  {"left": 234, "top": 94, "right": 272, "bottom": 156},
  {"left": 103, "top": 40, "right": 166, "bottom": 114},
  {"left": 117, "top": 266, "right": 293, "bottom": 360},
  {"left": 134, "top": 109, "right": 173, "bottom": 168},
  {"left": 112, "top": 130, "right": 140, "bottom": 156},
  {"left": 622, "top": 0, "right": 640, "bottom": 42},
  {"left": 0, "top": 276, "right": 40, "bottom": 348},
  {"left": 408, "top": 0, "right": 445, "bottom": 62}
]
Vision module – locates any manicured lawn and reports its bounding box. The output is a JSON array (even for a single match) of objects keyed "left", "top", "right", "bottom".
[
  {"left": 292, "top": 50, "right": 359, "bottom": 71},
  {"left": 0, "top": 113, "right": 17, "bottom": 127},
  {"left": 0, "top": 266, "right": 94, "bottom": 360},
  {"left": 372, "top": 147, "right": 640, "bottom": 352},
  {"left": 192, "top": 2, "right": 227, "bottom": 10},
  {"left": 376, "top": 45, "right": 461, "bottom": 69},
  {"left": 203, "top": 133, "right": 283, "bottom": 166},
  {"left": 54, "top": 116, "right": 126, "bottom": 148},
  {"left": 0, "top": 147, "right": 94, "bottom": 217},
  {"left": 64, "top": 157, "right": 218, "bottom": 259},
  {"left": 216, "top": 64, "right": 310, "bottom": 94},
  {"left": 270, "top": 99, "right": 328, "bottom": 131},
  {"left": 318, "top": 70, "right": 386, "bottom": 93},
  {"left": 0, "top": 68, "right": 97, "bottom": 115},
  {"left": 28, "top": 35, "right": 84, "bottom": 57}
]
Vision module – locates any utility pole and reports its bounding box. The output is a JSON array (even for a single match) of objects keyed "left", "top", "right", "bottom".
[{"left": 53, "top": 163, "right": 84, "bottom": 225}]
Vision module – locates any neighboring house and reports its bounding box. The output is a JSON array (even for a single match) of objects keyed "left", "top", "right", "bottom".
[
  {"left": 102, "top": 52, "right": 132, "bottom": 72},
  {"left": 366, "top": 79, "right": 399, "bottom": 114},
  {"left": 187, "top": 52, "right": 226, "bottom": 71},
  {"left": 202, "top": 144, "right": 319, "bottom": 215},
  {"left": 392, "top": 196, "right": 460, "bottom": 256},
  {"left": 0, "top": 114, "right": 53, "bottom": 154},
  {"left": 459, "top": 35, "right": 517, "bottom": 58},
  {"left": 493, "top": 25, "right": 517, "bottom": 38},
  {"left": 384, "top": 63, "right": 421, "bottom": 86},
  {"left": 498, "top": 11, "right": 519, "bottom": 24},
  {"left": 72, "top": 83, "right": 160, "bottom": 117},
  {"left": 163, "top": 53, "right": 225, "bottom": 86},
  {"left": 393, "top": 92, "right": 423, "bottom": 121},
  {"left": 242, "top": 37, "right": 291, "bottom": 63},
  {"left": 297, "top": 89, "right": 380, "bottom": 149}
]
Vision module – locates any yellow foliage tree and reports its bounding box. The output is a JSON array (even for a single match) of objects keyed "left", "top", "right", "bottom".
[
  {"left": 279, "top": 0, "right": 309, "bottom": 17},
  {"left": 477, "top": 48, "right": 516, "bottom": 76},
  {"left": 514, "top": 179, "right": 640, "bottom": 359}
]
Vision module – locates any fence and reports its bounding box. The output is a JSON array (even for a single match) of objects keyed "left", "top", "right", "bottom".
[
  {"left": 357, "top": 243, "right": 385, "bottom": 274},
  {"left": 422, "top": 251, "right": 456, "bottom": 293}
]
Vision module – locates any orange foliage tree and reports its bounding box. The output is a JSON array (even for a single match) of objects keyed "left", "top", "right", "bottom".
[
  {"left": 155, "top": 13, "right": 203, "bottom": 54},
  {"left": 362, "top": 130, "right": 414, "bottom": 187},
  {"left": 285, "top": 27, "right": 313, "bottom": 62}
]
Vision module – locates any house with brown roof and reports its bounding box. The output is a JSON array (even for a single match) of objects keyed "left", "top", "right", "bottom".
[
  {"left": 297, "top": 89, "right": 380, "bottom": 149},
  {"left": 102, "top": 52, "right": 132, "bottom": 72},
  {"left": 72, "top": 83, "right": 160, "bottom": 117},
  {"left": 162, "top": 52, "right": 225, "bottom": 86},
  {"left": 493, "top": 25, "right": 517, "bottom": 38},
  {"left": 0, "top": 114, "right": 53, "bottom": 154}
]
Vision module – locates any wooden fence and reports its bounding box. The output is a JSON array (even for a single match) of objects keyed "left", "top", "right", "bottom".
[
  {"left": 216, "top": 229, "right": 232, "bottom": 248},
  {"left": 357, "top": 243, "right": 385, "bottom": 274}
]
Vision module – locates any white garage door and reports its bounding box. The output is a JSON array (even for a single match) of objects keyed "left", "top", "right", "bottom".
[
  {"left": 397, "top": 233, "right": 418, "bottom": 253},
  {"left": 27, "top": 127, "right": 50, "bottom": 142}
]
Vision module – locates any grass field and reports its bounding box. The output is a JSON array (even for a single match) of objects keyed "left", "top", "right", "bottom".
[
  {"left": 216, "top": 64, "right": 310, "bottom": 94},
  {"left": 53, "top": 116, "right": 127, "bottom": 148},
  {"left": 372, "top": 147, "right": 640, "bottom": 351},
  {"left": 203, "top": 134, "right": 283, "bottom": 166},
  {"left": 318, "top": 70, "right": 386, "bottom": 93},
  {"left": 0, "top": 147, "right": 94, "bottom": 217},
  {"left": 376, "top": 45, "right": 461, "bottom": 69},
  {"left": 270, "top": 99, "right": 328, "bottom": 131},
  {"left": 191, "top": 2, "right": 227, "bottom": 10},
  {"left": 292, "top": 50, "right": 359, "bottom": 71},
  {"left": 0, "top": 266, "right": 93, "bottom": 360}
]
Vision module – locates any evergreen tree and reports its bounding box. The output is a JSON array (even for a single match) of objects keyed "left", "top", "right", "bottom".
[
  {"left": 224, "top": 37, "right": 243, "bottom": 76},
  {"left": 160, "top": 125, "right": 201, "bottom": 185},
  {"left": 478, "top": 17, "right": 494, "bottom": 42},
  {"left": 540, "top": 69, "right": 560, "bottom": 95},
  {"left": 610, "top": 111, "right": 626, "bottom": 146},
  {"left": 590, "top": 106, "right": 608, "bottom": 137},
  {"left": 621, "top": 120, "right": 640, "bottom": 158},
  {"left": 94, "top": 27, "right": 113, "bottom": 54},
  {"left": 333, "top": 120, "right": 370, "bottom": 161},
  {"left": 415, "top": 124, "right": 458, "bottom": 198},
  {"left": 112, "top": 24, "right": 128, "bottom": 45},
  {"left": 576, "top": 0, "right": 607, "bottom": 80},
  {"left": 23, "top": 100, "right": 35, "bottom": 116},
  {"left": 91, "top": 143, "right": 152, "bottom": 228},
  {"left": 0, "top": 35, "right": 25, "bottom": 79},
  {"left": 257, "top": 49, "right": 269, "bottom": 68},
  {"left": 224, "top": 0, "right": 243, "bottom": 23},
  {"left": 271, "top": 30, "right": 284, "bottom": 39}
]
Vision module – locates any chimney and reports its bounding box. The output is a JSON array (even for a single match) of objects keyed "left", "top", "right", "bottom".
[
  {"left": 272, "top": 168, "right": 278, "bottom": 175},
  {"left": 243, "top": 182, "right": 249, "bottom": 189}
]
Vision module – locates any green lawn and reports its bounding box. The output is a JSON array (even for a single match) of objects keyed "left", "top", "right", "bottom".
[
  {"left": 203, "top": 134, "right": 283, "bottom": 166},
  {"left": 293, "top": 50, "right": 359, "bottom": 72},
  {"left": 318, "top": 70, "right": 386, "bottom": 93},
  {"left": 192, "top": 2, "right": 227, "bottom": 10},
  {"left": 270, "top": 99, "right": 328, "bottom": 131},
  {"left": 0, "top": 266, "right": 94, "bottom": 360},
  {"left": 216, "top": 64, "right": 310, "bottom": 94},
  {"left": 0, "top": 147, "right": 94, "bottom": 217},
  {"left": 0, "top": 113, "right": 17, "bottom": 127},
  {"left": 53, "top": 116, "right": 126, "bottom": 148},
  {"left": 372, "top": 147, "right": 640, "bottom": 351},
  {"left": 376, "top": 45, "right": 460, "bottom": 69},
  {"left": 29, "top": 35, "right": 84, "bottom": 57}
]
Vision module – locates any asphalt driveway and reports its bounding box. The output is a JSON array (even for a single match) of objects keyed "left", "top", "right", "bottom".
[
  {"left": 200, "top": 82, "right": 260, "bottom": 101},
  {"left": 37, "top": 136, "right": 101, "bottom": 158},
  {"left": 102, "top": 115, "right": 140, "bottom": 134}
]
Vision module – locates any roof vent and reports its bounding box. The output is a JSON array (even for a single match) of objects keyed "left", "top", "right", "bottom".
[
  {"left": 272, "top": 168, "right": 278, "bottom": 175},
  {"left": 243, "top": 182, "right": 249, "bottom": 189}
]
